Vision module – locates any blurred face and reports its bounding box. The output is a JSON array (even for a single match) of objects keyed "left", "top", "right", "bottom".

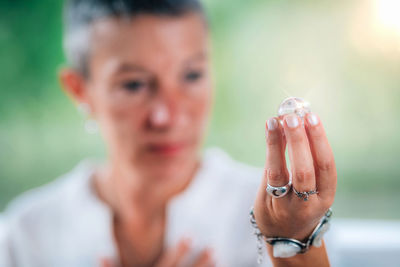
[{"left": 84, "top": 13, "right": 212, "bottom": 181}]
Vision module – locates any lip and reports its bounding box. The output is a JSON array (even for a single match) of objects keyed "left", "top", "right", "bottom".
[{"left": 146, "top": 142, "right": 187, "bottom": 156}]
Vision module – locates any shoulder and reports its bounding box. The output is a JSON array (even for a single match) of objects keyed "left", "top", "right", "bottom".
[
  {"left": 1, "top": 159, "right": 111, "bottom": 265},
  {"left": 3, "top": 159, "right": 97, "bottom": 231},
  {"left": 197, "top": 147, "right": 263, "bottom": 211},
  {"left": 202, "top": 147, "right": 263, "bottom": 192},
  {"left": 195, "top": 148, "right": 267, "bottom": 265}
]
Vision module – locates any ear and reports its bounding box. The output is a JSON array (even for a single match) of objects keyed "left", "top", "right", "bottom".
[{"left": 59, "top": 67, "right": 89, "bottom": 105}]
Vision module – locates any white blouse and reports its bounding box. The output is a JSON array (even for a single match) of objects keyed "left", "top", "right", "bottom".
[{"left": 0, "top": 147, "right": 272, "bottom": 267}]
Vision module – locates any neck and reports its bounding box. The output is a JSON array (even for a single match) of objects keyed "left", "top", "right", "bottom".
[{"left": 93, "top": 155, "right": 200, "bottom": 222}]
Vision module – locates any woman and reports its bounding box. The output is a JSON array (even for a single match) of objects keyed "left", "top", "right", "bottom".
[{"left": 0, "top": 0, "right": 337, "bottom": 266}]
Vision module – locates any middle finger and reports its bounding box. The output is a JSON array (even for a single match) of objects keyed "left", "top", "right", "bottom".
[{"left": 283, "top": 114, "right": 316, "bottom": 198}]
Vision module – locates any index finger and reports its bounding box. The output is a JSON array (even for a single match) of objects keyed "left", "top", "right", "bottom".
[{"left": 264, "top": 117, "right": 289, "bottom": 189}]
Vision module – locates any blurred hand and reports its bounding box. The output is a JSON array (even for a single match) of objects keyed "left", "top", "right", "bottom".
[
  {"left": 254, "top": 113, "right": 337, "bottom": 242},
  {"left": 101, "top": 238, "right": 214, "bottom": 267}
]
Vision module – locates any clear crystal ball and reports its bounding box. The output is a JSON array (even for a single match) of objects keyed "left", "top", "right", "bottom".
[{"left": 277, "top": 97, "right": 311, "bottom": 122}]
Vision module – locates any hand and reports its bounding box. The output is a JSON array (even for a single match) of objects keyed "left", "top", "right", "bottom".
[
  {"left": 100, "top": 238, "right": 214, "bottom": 267},
  {"left": 254, "top": 113, "right": 337, "bottom": 242}
]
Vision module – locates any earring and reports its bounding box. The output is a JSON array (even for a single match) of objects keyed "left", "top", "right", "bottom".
[{"left": 77, "top": 103, "right": 98, "bottom": 134}]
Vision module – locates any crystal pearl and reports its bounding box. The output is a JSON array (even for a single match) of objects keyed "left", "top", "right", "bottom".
[{"left": 277, "top": 97, "right": 311, "bottom": 123}]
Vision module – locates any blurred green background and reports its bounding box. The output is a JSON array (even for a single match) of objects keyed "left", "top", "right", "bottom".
[{"left": 0, "top": 0, "right": 399, "bottom": 219}]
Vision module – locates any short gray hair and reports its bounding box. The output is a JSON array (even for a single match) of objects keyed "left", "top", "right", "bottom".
[{"left": 62, "top": 0, "right": 206, "bottom": 77}]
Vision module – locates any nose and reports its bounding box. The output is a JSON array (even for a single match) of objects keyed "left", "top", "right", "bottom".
[
  {"left": 147, "top": 85, "right": 189, "bottom": 131},
  {"left": 148, "top": 101, "right": 172, "bottom": 130}
]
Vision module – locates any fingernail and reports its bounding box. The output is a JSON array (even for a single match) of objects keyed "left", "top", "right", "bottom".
[
  {"left": 307, "top": 113, "right": 319, "bottom": 126},
  {"left": 285, "top": 114, "right": 299, "bottom": 128},
  {"left": 267, "top": 118, "right": 278, "bottom": 131}
]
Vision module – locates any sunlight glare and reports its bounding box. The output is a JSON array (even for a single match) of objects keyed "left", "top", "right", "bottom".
[{"left": 374, "top": 0, "right": 400, "bottom": 35}]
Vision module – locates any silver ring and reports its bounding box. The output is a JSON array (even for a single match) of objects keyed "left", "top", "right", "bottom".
[
  {"left": 266, "top": 180, "right": 292, "bottom": 198},
  {"left": 293, "top": 187, "right": 318, "bottom": 201}
]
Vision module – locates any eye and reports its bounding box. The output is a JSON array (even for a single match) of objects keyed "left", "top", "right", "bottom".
[
  {"left": 122, "top": 80, "right": 146, "bottom": 92},
  {"left": 184, "top": 70, "right": 203, "bottom": 83}
]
